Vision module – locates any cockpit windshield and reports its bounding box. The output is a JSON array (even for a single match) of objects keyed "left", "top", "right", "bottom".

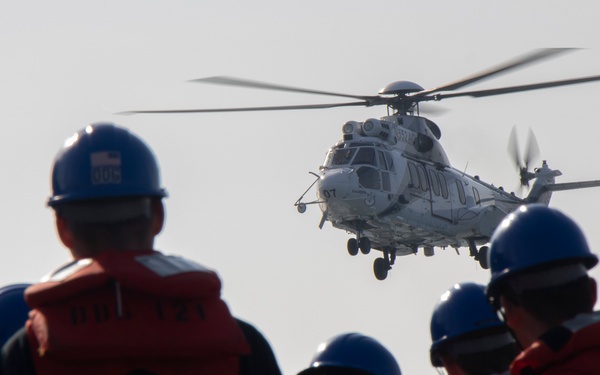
[
  {"left": 329, "top": 148, "right": 356, "bottom": 166},
  {"left": 351, "top": 147, "right": 376, "bottom": 166},
  {"left": 324, "top": 143, "right": 378, "bottom": 167}
]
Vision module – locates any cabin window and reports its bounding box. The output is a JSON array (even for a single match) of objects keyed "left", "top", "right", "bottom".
[
  {"left": 437, "top": 172, "right": 448, "bottom": 198},
  {"left": 352, "top": 148, "right": 376, "bottom": 166},
  {"left": 429, "top": 170, "right": 440, "bottom": 196},
  {"left": 408, "top": 163, "right": 420, "bottom": 189},
  {"left": 473, "top": 187, "right": 481, "bottom": 205},
  {"left": 456, "top": 180, "right": 466, "bottom": 205},
  {"left": 417, "top": 165, "right": 429, "bottom": 192},
  {"left": 357, "top": 166, "right": 380, "bottom": 190}
]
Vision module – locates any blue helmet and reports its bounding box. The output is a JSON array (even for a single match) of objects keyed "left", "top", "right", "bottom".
[
  {"left": 48, "top": 123, "right": 167, "bottom": 207},
  {"left": 298, "top": 333, "right": 401, "bottom": 375},
  {"left": 487, "top": 204, "right": 598, "bottom": 304},
  {"left": 0, "top": 284, "right": 31, "bottom": 346},
  {"left": 430, "top": 283, "right": 509, "bottom": 366}
]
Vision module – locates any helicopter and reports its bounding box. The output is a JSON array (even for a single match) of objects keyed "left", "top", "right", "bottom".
[{"left": 123, "top": 49, "right": 600, "bottom": 280}]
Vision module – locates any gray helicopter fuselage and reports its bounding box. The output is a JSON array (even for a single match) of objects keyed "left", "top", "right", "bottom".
[
  {"left": 317, "top": 114, "right": 526, "bottom": 257},
  {"left": 123, "top": 50, "right": 600, "bottom": 280}
]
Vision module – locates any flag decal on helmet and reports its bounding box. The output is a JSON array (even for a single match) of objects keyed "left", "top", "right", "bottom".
[{"left": 91, "top": 151, "right": 122, "bottom": 185}]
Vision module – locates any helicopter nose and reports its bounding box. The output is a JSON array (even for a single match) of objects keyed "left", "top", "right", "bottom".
[
  {"left": 318, "top": 168, "right": 352, "bottom": 201},
  {"left": 317, "top": 167, "right": 392, "bottom": 219}
]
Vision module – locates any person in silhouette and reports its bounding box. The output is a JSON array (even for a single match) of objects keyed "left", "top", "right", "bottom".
[
  {"left": 2, "top": 123, "right": 281, "bottom": 375},
  {"left": 297, "top": 332, "right": 402, "bottom": 375},
  {"left": 430, "top": 282, "right": 519, "bottom": 375},
  {"left": 487, "top": 204, "right": 600, "bottom": 374}
]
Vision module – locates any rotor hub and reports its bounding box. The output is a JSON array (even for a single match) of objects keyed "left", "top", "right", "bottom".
[{"left": 378, "top": 81, "right": 424, "bottom": 95}]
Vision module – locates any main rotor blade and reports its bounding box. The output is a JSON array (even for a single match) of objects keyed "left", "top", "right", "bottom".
[
  {"left": 190, "top": 76, "right": 378, "bottom": 101},
  {"left": 434, "top": 74, "right": 600, "bottom": 100},
  {"left": 416, "top": 48, "right": 575, "bottom": 96},
  {"left": 118, "top": 101, "right": 370, "bottom": 115},
  {"left": 416, "top": 103, "right": 449, "bottom": 116}
]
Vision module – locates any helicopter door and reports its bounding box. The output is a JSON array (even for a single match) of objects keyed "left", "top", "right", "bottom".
[{"left": 428, "top": 167, "right": 452, "bottom": 221}]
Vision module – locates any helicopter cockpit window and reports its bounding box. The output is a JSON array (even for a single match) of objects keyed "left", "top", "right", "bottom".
[
  {"left": 357, "top": 166, "right": 381, "bottom": 190},
  {"left": 351, "top": 148, "right": 377, "bottom": 166},
  {"left": 378, "top": 151, "right": 388, "bottom": 170},
  {"left": 384, "top": 152, "right": 395, "bottom": 172},
  {"left": 382, "top": 171, "right": 391, "bottom": 191},
  {"left": 327, "top": 148, "right": 357, "bottom": 166}
]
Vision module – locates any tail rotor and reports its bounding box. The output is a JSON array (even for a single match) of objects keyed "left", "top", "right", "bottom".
[{"left": 508, "top": 127, "right": 540, "bottom": 193}]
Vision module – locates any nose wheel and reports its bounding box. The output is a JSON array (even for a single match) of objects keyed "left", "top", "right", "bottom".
[
  {"left": 347, "top": 236, "right": 371, "bottom": 256},
  {"left": 359, "top": 237, "right": 371, "bottom": 254},
  {"left": 347, "top": 238, "right": 359, "bottom": 256}
]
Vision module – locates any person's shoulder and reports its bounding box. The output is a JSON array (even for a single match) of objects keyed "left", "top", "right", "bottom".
[
  {"left": 236, "top": 319, "right": 266, "bottom": 341},
  {"left": 235, "top": 318, "right": 277, "bottom": 356},
  {"left": 235, "top": 318, "right": 282, "bottom": 375},
  {"left": 2, "top": 326, "right": 29, "bottom": 359},
  {"left": 2, "top": 327, "right": 35, "bottom": 375}
]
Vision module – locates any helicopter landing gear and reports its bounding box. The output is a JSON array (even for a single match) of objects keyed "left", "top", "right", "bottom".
[
  {"left": 373, "top": 248, "right": 396, "bottom": 281},
  {"left": 478, "top": 246, "right": 490, "bottom": 269},
  {"left": 347, "top": 235, "right": 371, "bottom": 256},
  {"left": 373, "top": 258, "right": 388, "bottom": 281},
  {"left": 359, "top": 237, "right": 371, "bottom": 254},
  {"left": 468, "top": 240, "right": 490, "bottom": 269},
  {"left": 347, "top": 238, "right": 359, "bottom": 256},
  {"left": 468, "top": 240, "right": 478, "bottom": 258}
]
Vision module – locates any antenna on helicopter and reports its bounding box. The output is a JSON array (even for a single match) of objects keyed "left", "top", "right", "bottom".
[{"left": 462, "top": 162, "right": 469, "bottom": 177}]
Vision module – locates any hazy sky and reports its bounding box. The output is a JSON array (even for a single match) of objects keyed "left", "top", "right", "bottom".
[{"left": 2, "top": 1, "right": 600, "bottom": 374}]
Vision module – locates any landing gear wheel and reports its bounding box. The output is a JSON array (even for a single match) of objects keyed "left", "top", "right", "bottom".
[
  {"left": 373, "top": 258, "right": 388, "bottom": 281},
  {"left": 296, "top": 203, "right": 307, "bottom": 213},
  {"left": 478, "top": 246, "right": 490, "bottom": 269},
  {"left": 359, "top": 237, "right": 371, "bottom": 254},
  {"left": 347, "top": 238, "right": 359, "bottom": 256}
]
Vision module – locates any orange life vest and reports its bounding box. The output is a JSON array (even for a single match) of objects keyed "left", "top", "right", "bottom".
[
  {"left": 511, "top": 312, "right": 600, "bottom": 375},
  {"left": 25, "top": 250, "right": 250, "bottom": 375}
]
